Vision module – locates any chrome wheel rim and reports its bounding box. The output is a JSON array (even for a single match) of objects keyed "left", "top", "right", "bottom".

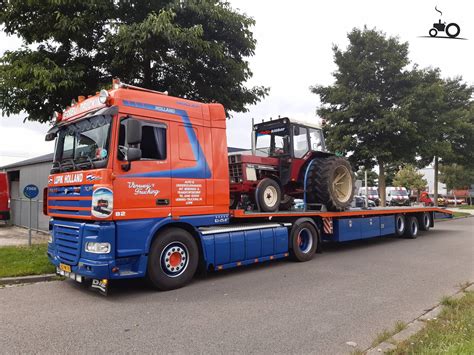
[
  {"left": 160, "top": 242, "right": 189, "bottom": 277},
  {"left": 397, "top": 216, "right": 404, "bottom": 232}
]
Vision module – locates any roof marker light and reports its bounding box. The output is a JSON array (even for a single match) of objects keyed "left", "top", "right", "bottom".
[
  {"left": 99, "top": 89, "right": 109, "bottom": 104},
  {"left": 112, "top": 78, "right": 121, "bottom": 90}
]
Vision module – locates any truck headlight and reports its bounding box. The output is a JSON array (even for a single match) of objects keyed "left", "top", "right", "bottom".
[
  {"left": 85, "top": 242, "right": 111, "bottom": 254},
  {"left": 48, "top": 234, "right": 53, "bottom": 244}
]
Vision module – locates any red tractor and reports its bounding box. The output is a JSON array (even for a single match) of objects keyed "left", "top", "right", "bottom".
[{"left": 229, "top": 117, "right": 355, "bottom": 212}]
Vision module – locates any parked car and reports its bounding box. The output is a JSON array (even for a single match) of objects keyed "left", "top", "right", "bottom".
[
  {"left": 0, "top": 172, "right": 10, "bottom": 221},
  {"left": 386, "top": 187, "right": 410, "bottom": 206},
  {"left": 432, "top": 194, "right": 447, "bottom": 207},
  {"left": 419, "top": 191, "right": 434, "bottom": 206},
  {"left": 446, "top": 196, "right": 465, "bottom": 205},
  {"left": 352, "top": 196, "right": 376, "bottom": 208},
  {"left": 358, "top": 187, "right": 380, "bottom": 206}
]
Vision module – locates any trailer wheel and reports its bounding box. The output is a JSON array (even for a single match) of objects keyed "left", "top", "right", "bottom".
[
  {"left": 395, "top": 214, "right": 406, "bottom": 237},
  {"left": 146, "top": 228, "right": 199, "bottom": 291},
  {"left": 256, "top": 178, "right": 281, "bottom": 212},
  {"left": 404, "top": 216, "right": 419, "bottom": 239},
  {"left": 289, "top": 221, "right": 318, "bottom": 262},
  {"left": 419, "top": 212, "right": 431, "bottom": 231}
]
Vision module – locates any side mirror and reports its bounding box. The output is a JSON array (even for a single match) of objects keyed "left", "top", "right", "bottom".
[
  {"left": 127, "top": 147, "right": 142, "bottom": 162},
  {"left": 120, "top": 147, "right": 141, "bottom": 171},
  {"left": 127, "top": 119, "right": 142, "bottom": 145}
]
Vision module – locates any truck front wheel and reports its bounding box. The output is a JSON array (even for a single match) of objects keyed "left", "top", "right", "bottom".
[{"left": 147, "top": 228, "right": 199, "bottom": 291}]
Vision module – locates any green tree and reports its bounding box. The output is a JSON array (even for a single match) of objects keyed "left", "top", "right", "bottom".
[
  {"left": 392, "top": 164, "right": 427, "bottom": 200},
  {"left": 439, "top": 164, "right": 474, "bottom": 192},
  {"left": 312, "top": 27, "right": 418, "bottom": 206},
  {"left": 0, "top": 0, "right": 268, "bottom": 123},
  {"left": 355, "top": 169, "right": 378, "bottom": 186},
  {"left": 405, "top": 70, "right": 473, "bottom": 204}
]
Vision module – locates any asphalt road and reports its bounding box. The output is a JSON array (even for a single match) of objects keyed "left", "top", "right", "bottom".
[{"left": 1, "top": 218, "right": 473, "bottom": 354}]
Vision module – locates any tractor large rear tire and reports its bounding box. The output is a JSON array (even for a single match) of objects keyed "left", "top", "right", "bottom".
[{"left": 306, "top": 156, "right": 355, "bottom": 211}]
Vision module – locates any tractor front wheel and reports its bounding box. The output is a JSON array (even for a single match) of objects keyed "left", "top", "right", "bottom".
[{"left": 256, "top": 178, "right": 281, "bottom": 212}]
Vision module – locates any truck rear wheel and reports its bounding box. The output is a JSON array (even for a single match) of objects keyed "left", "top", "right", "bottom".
[
  {"left": 147, "top": 228, "right": 199, "bottom": 291},
  {"left": 419, "top": 212, "right": 431, "bottom": 231},
  {"left": 256, "top": 178, "right": 281, "bottom": 212},
  {"left": 289, "top": 220, "right": 318, "bottom": 262},
  {"left": 306, "top": 157, "right": 355, "bottom": 211},
  {"left": 395, "top": 214, "right": 406, "bottom": 237},
  {"left": 404, "top": 216, "right": 419, "bottom": 239}
]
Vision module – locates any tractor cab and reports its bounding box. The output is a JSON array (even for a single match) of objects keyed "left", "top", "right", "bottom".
[{"left": 254, "top": 118, "right": 325, "bottom": 159}]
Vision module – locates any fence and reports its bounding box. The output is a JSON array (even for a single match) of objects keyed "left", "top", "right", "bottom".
[{"left": 10, "top": 198, "right": 49, "bottom": 232}]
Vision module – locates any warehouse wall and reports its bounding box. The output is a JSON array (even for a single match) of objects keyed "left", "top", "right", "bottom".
[{"left": 8, "top": 162, "right": 51, "bottom": 232}]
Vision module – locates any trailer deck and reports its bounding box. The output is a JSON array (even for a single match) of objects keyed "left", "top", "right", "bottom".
[{"left": 231, "top": 206, "right": 453, "bottom": 219}]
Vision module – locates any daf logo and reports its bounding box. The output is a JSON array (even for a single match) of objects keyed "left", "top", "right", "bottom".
[{"left": 64, "top": 188, "right": 69, "bottom": 194}]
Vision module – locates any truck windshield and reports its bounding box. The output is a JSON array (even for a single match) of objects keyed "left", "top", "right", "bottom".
[
  {"left": 255, "top": 126, "right": 289, "bottom": 157},
  {"left": 52, "top": 115, "right": 112, "bottom": 173}
]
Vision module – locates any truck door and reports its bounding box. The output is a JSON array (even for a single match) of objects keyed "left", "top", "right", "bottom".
[
  {"left": 169, "top": 121, "right": 209, "bottom": 216},
  {"left": 114, "top": 116, "right": 172, "bottom": 219}
]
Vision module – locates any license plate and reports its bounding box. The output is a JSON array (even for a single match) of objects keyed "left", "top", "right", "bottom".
[{"left": 59, "top": 263, "right": 71, "bottom": 273}]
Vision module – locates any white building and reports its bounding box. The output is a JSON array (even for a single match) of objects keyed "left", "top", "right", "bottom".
[{"left": 419, "top": 166, "right": 447, "bottom": 195}]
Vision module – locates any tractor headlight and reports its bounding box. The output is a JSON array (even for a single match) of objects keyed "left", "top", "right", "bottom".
[{"left": 85, "top": 242, "right": 111, "bottom": 254}]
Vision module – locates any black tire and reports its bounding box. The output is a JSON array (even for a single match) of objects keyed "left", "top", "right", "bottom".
[
  {"left": 404, "top": 216, "right": 419, "bottom": 239},
  {"left": 395, "top": 214, "right": 406, "bottom": 237},
  {"left": 419, "top": 212, "right": 431, "bottom": 231},
  {"left": 429, "top": 28, "right": 437, "bottom": 37},
  {"left": 279, "top": 195, "right": 295, "bottom": 210},
  {"left": 256, "top": 178, "right": 281, "bottom": 212},
  {"left": 446, "top": 23, "right": 460, "bottom": 38},
  {"left": 146, "top": 228, "right": 199, "bottom": 291},
  {"left": 229, "top": 193, "right": 240, "bottom": 209},
  {"left": 306, "top": 156, "right": 355, "bottom": 211},
  {"left": 289, "top": 220, "right": 318, "bottom": 262}
]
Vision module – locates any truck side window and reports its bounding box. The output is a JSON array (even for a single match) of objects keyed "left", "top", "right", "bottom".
[{"left": 118, "top": 118, "right": 167, "bottom": 161}]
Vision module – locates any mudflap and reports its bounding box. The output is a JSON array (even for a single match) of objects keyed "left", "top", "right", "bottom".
[{"left": 90, "top": 279, "right": 109, "bottom": 296}]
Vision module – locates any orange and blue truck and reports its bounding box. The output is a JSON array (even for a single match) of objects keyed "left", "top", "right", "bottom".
[{"left": 44, "top": 80, "right": 452, "bottom": 294}]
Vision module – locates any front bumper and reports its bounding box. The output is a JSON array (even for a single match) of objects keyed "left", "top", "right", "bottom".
[{"left": 47, "top": 219, "right": 146, "bottom": 280}]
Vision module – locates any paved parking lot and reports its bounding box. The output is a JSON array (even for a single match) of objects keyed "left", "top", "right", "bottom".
[
  {"left": 0, "top": 224, "right": 49, "bottom": 247},
  {"left": 0, "top": 218, "right": 473, "bottom": 354}
]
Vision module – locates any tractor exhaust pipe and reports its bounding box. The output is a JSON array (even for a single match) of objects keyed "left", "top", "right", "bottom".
[{"left": 251, "top": 117, "right": 256, "bottom": 155}]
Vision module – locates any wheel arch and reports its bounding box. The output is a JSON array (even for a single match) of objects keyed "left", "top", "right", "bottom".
[
  {"left": 147, "top": 221, "right": 206, "bottom": 272},
  {"left": 288, "top": 217, "right": 322, "bottom": 252}
]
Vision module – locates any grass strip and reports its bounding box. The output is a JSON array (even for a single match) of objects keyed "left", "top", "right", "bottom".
[
  {"left": 388, "top": 291, "right": 474, "bottom": 354},
  {"left": 0, "top": 244, "right": 55, "bottom": 278}
]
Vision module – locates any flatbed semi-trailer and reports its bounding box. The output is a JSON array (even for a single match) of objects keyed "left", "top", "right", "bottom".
[{"left": 44, "top": 80, "right": 453, "bottom": 294}]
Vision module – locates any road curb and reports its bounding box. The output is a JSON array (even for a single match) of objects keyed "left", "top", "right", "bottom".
[
  {"left": 365, "top": 282, "right": 473, "bottom": 354},
  {"left": 0, "top": 274, "right": 57, "bottom": 286}
]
